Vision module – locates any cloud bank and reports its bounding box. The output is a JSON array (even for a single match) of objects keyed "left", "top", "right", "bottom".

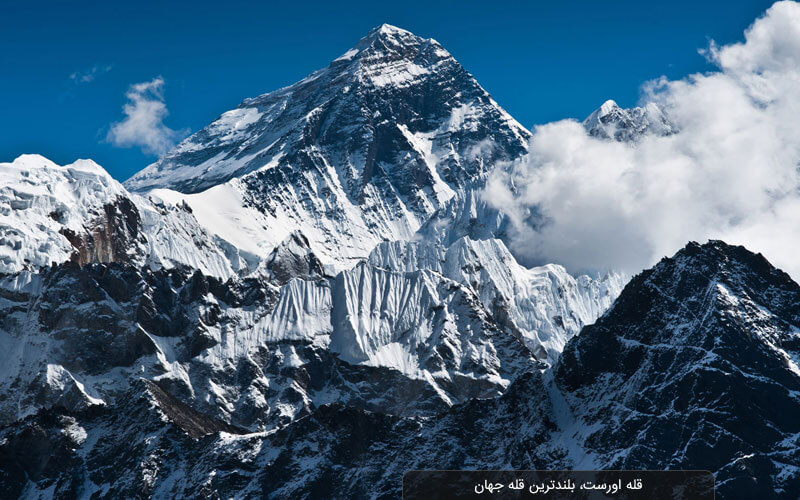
[
  {"left": 486, "top": 0, "right": 800, "bottom": 279},
  {"left": 106, "top": 77, "right": 187, "bottom": 155}
]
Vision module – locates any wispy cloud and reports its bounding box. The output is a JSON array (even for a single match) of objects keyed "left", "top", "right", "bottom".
[
  {"left": 69, "top": 64, "right": 112, "bottom": 85},
  {"left": 485, "top": 1, "right": 800, "bottom": 279},
  {"left": 105, "top": 77, "right": 188, "bottom": 156}
]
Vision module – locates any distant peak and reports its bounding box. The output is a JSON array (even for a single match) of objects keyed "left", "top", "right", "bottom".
[
  {"left": 371, "top": 23, "right": 413, "bottom": 36},
  {"left": 583, "top": 100, "right": 624, "bottom": 126},
  {"left": 354, "top": 23, "right": 426, "bottom": 50},
  {"left": 583, "top": 99, "right": 676, "bottom": 142},
  {"left": 598, "top": 99, "right": 621, "bottom": 116}
]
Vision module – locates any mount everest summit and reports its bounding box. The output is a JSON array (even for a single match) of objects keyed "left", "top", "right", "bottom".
[
  {"left": 126, "top": 24, "right": 530, "bottom": 271},
  {"left": 0, "top": 23, "right": 798, "bottom": 499}
]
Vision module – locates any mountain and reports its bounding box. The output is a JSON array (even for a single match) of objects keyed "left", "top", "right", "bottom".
[
  {"left": 8, "top": 22, "right": 790, "bottom": 500},
  {"left": 0, "top": 26, "right": 631, "bottom": 444},
  {"left": 0, "top": 148, "right": 623, "bottom": 431},
  {"left": 0, "top": 229, "right": 620, "bottom": 431},
  {"left": 3, "top": 241, "right": 798, "bottom": 498},
  {"left": 583, "top": 99, "right": 675, "bottom": 141},
  {"left": 0, "top": 154, "right": 136, "bottom": 274},
  {"left": 124, "top": 24, "right": 531, "bottom": 270},
  {"left": 555, "top": 240, "right": 800, "bottom": 497}
]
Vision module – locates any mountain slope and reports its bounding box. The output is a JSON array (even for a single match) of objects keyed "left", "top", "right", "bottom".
[
  {"left": 556, "top": 240, "right": 800, "bottom": 497},
  {"left": 125, "top": 24, "right": 530, "bottom": 269},
  {"left": 0, "top": 233, "right": 620, "bottom": 432},
  {"left": 3, "top": 241, "right": 798, "bottom": 498},
  {"left": 367, "top": 236, "right": 624, "bottom": 364}
]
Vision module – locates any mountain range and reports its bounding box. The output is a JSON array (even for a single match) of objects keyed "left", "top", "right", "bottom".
[{"left": 0, "top": 24, "right": 797, "bottom": 499}]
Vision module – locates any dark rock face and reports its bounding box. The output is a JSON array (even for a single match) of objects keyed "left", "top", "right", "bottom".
[
  {"left": 3, "top": 240, "right": 799, "bottom": 498},
  {"left": 236, "top": 26, "right": 529, "bottom": 212},
  {"left": 555, "top": 240, "right": 800, "bottom": 498},
  {"left": 259, "top": 231, "right": 327, "bottom": 285},
  {"left": 59, "top": 196, "right": 144, "bottom": 266},
  {"left": 144, "top": 380, "right": 246, "bottom": 438}
]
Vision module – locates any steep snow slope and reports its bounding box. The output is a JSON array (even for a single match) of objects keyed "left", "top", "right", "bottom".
[
  {"left": 125, "top": 24, "right": 530, "bottom": 269},
  {"left": 368, "top": 237, "right": 625, "bottom": 363}
]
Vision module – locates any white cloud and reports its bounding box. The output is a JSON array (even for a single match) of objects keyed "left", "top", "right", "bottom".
[
  {"left": 106, "top": 77, "right": 188, "bottom": 156},
  {"left": 485, "top": 1, "right": 800, "bottom": 279},
  {"left": 70, "top": 64, "right": 112, "bottom": 84}
]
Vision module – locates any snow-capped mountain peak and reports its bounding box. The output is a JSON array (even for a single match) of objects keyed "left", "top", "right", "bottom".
[
  {"left": 597, "top": 99, "right": 621, "bottom": 116},
  {"left": 348, "top": 23, "right": 422, "bottom": 55},
  {"left": 337, "top": 23, "right": 454, "bottom": 87},
  {"left": 583, "top": 99, "right": 675, "bottom": 141},
  {"left": 124, "top": 25, "right": 530, "bottom": 270}
]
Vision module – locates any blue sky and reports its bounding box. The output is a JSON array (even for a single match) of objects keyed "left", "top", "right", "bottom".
[{"left": 0, "top": 0, "right": 775, "bottom": 180}]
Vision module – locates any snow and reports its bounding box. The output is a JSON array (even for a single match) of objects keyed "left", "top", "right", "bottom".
[
  {"left": 212, "top": 108, "right": 263, "bottom": 140},
  {"left": 61, "top": 417, "right": 88, "bottom": 445},
  {"left": 148, "top": 183, "right": 271, "bottom": 257},
  {"left": 362, "top": 60, "right": 431, "bottom": 88},
  {"left": 543, "top": 370, "right": 599, "bottom": 468},
  {"left": 369, "top": 237, "right": 626, "bottom": 364},
  {"left": 0, "top": 154, "right": 257, "bottom": 279},
  {"left": 254, "top": 278, "right": 332, "bottom": 343},
  {"left": 137, "top": 194, "right": 256, "bottom": 278},
  {"left": 598, "top": 99, "right": 620, "bottom": 116},
  {"left": 145, "top": 168, "right": 415, "bottom": 273},
  {"left": 46, "top": 364, "right": 106, "bottom": 406},
  {"left": 333, "top": 48, "right": 359, "bottom": 62},
  {"left": 0, "top": 154, "right": 127, "bottom": 273},
  {"left": 363, "top": 342, "right": 420, "bottom": 377},
  {"left": 583, "top": 99, "right": 676, "bottom": 141}
]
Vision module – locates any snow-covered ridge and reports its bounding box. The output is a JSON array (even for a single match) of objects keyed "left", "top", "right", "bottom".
[
  {"left": 0, "top": 154, "right": 252, "bottom": 279},
  {"left": 0, "top": 154, "right": 129, "bottom": 273},
  {"left": 583, "top": 99, "right": 676, "bottom": 141}
]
